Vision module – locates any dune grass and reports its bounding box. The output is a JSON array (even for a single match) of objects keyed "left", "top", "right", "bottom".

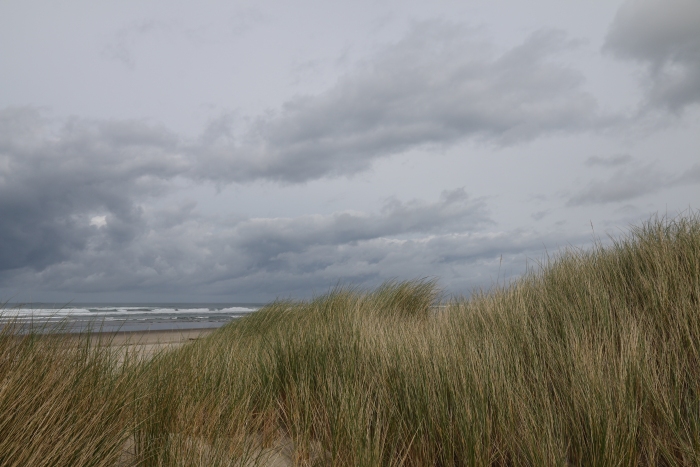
[
  {"left": 0, "top": 321, "right": 142, "bottom": 467},
  {"left": 1, "top": 213, "right": 699, "bottom": 466}
]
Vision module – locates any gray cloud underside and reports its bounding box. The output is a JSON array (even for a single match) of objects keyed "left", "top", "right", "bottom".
[
  {"left": 1, "top": 179, "right": 550, "bottom": 299},
  {"left": 0, "top": 108, "right": 186, "bottom": 272},
  {"left": 605, "top": 0, "right": 700, "bottom": 112},
  {"left": 585, "top": 154, "right": 633, "bottom": 167},
  {"left": 0, "top": 106, "right": 576, "bottom": 298},
  {"left": 2, "top": 220, "right": 576, "bottom": 301},
  {"left": 196, "top": 23, "right": 604, "bottom": 183},
  {"left": 0, "top": 105, "right": 505, "bottom": 296},
  {"left": 568, "top": 161, "right": 700, "bottom": 206},
  {"left": 2, "top": 22, "right": 606, "bottom": 188}
]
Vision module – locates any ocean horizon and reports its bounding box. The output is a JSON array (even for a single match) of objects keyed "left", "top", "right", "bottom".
[{"left": 0, "top": 302, "right": 266, "bottom": 333}]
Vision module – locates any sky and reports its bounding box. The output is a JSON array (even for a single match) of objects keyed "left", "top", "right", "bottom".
[{"left": 1, "top": 0, "right": 699, "bottom": 303}]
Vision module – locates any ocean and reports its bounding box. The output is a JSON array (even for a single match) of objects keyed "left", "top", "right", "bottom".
[{"left": 0, "top": 302, "right": 265, "bottom": 333}]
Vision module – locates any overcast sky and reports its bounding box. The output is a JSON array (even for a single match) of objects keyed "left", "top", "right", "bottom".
[{"left": 1, "top": 0, "right": 699, "bottom": 303}]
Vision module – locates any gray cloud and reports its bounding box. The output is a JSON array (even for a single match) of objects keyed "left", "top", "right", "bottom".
[
  {"left": 229, "top": 8, "right": 266, "bottom": 36},
  {"left": 0, "top": 99, "right": 620, "bottom": 301},
  {"left": 605, "top": 0, "right": 700, "bottom": 112},
  {"left": 568, "top": 160, "right": 700, "bottom": 205},
  {"left": 1, "top": 194, "right": 573, "bottom": 301},
  {"left": 0, "top": 106, "right": 565, "bottom": 301},
  {"left": 585, "top": 154, "right": 632, "bottom": 167},
  {"left": 677, "top": 163, "right": 700, "bottom": 184},
  {"left": 0, "top": 18, "right": 636, "bottom": 300},
  {"left": 194, "top": 22, "right": 604, "bottom": 183},
  {"left": 0, "top": 107, "right": 185, "bottom": 272},
  {"left": 531, "top": 210, "right": 550, "bottom": 221},
  {"left": 0, "top": 176, "right": 512, "bottom": 299},
  {"left": 101, "top": 20, "right": 160, "bottom": 69},
  {"left": 0, "top": 107, "right": 507, "bottom": 298},
  {"left": 230, "top": 188, "right": 489, "bottom": 268},
  {"left": 8, "top": 22, "right": 608, "bottom": 191}
]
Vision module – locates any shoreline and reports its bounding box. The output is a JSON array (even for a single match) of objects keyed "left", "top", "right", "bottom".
[
  {"left": 103, "top": 327, "right": 217, "bottom": 344},
  {"left": 3, "top": 327, "right": 220, "bottom": 361},
  {"left": 91, "top": 328, "right": 218, "bottom": 359}
]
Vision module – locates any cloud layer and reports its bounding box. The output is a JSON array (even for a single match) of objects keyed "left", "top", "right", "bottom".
[
  {"left": 196, "top": 22, "right": 604, "bottom": 183},
  {"left": 0, "top": 108, "right": 186, "bottom": 272},
  {"left": 569, "top": 157, "right": 700, "bottom": 206},
  {"left": 0, "top": 177, "right": 515, "bottom": 299},
  {"left": 1, "top": 105, "right": 582, "bottom": 300},
  {"left": 0, "top": 21, "right": 603, "bottom": 284},
  {"left": 605, "top": 0, "right": 700, "bottom": 112},
  {"left": 2, "top": 3, "right": 698, "bottom": 301},
  {"left": 0, "top": 106, "right": 505, "bottom": 298}
]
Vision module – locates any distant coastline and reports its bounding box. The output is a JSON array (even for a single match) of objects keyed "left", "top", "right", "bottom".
[{"left": 0, "top": 302, "right": 264, "bottom": 333}]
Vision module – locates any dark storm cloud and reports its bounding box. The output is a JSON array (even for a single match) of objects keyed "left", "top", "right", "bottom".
[
  {"left": 2, "top": 194, "right": 573, "bottom": 300},
  {"left": 0, "top": 103, "right": 594, "bottom": 300},
  {"left": 0, "top": 184, "right": 504, "bottom": 299},
  {"left": 568, "top": 160, "right": 700, "bottom": 205},
  {"left": 0, "top": 108, "right": 474, "bottom": 289},
  {"left": 195, "top": 22, "right": 604, "bottom": 183},
  {"left": 605, "top": 0, "right": 700, "bottom": 112},
  {"left": 0, "top": 107, "right": 185, "bottom": 272},
  {"left": 1, "top": 106, "right": 508, "bottom": 298},
  {"left": 203, "top": 228, "right": 575, "bottom": 299}
]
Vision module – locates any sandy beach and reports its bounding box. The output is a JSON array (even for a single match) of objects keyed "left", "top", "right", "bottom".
[{"left": 96, "top": 328, "right": 217, "bottom": 360}]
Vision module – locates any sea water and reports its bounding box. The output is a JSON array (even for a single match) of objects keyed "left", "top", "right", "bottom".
[{"left": 0, "top": 303, "right": 264, "bottom": 333}]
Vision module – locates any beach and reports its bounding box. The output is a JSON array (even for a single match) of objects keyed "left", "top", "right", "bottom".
[{"left": 101, "top": 328, "right": 216, "bottom": 359}]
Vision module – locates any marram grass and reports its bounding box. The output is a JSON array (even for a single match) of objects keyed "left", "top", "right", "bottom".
[{"left": 1, "top": 213, "right": 699, "bottom": 466}]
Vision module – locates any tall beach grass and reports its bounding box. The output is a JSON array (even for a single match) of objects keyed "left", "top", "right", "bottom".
[{"left": 1, "top": 213, "right": 699, "bottom": 465}]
